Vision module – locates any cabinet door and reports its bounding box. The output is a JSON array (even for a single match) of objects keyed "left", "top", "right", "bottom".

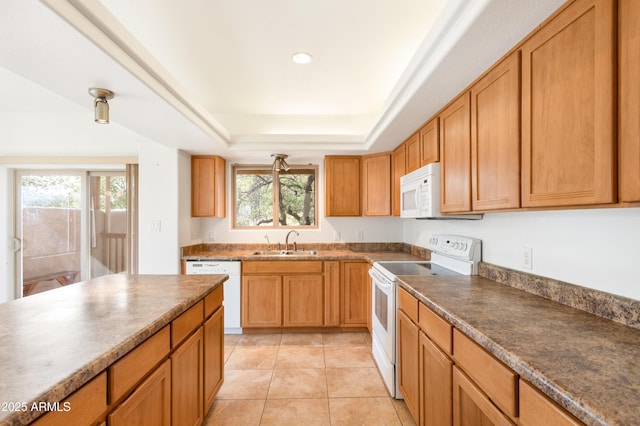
[
  {"left": 324, "top": 261, "right": 340, "bottom": 326},
  {"left": 440, "top": 93, "right": 472, "bottom": 213},
  {"left": 392, "top": 144, "right": 407, "bottom": 216},
  {"left": 420, "top": 118, "right": 439, "bottom": 166},
  {"left": 419, "top": 332, "right": 453, "bottom": 426},
  {"left": 283, "top": 275, "right": 324, "bottom": 327},
  {"left": 398, "top": 309, "right": 420, "bottom": 423},
  {"left": 341, "top": 261, "right": 369, "bottom": 326},
  {"left": 362, "top": 153, "right": 391, "bottom": 216},
  {"left": 406, "top": 133, "right": 421, "bottom": 173},
  {"left": 521, "top": 0, "right": 615, "bottom": 207},
  {"left": 471, "top": 51, "right": 521, "bottom": 211},
  {"left": 452, "top": 367, "right": 513, "bottom": 426},
  {"left": 171, "top": 328, "right": 203, "bottom": 426},
  {"left": 241, "top": 275, "right": 282, "bottom": 327},
  {"left": 203, "top": 306, "right": 224, "bottom": 413},
  {"left": 109, "top": 360, "right": 171, "bottom": 426},
  {"left": 620, "top": 0, "right": 640, "bottom": 203},
  {"left": 325, "top": 156, "right": 361, "bottom": 216},
  {"left": 192, "top": 155, "right": 226, "bottom": 217}
]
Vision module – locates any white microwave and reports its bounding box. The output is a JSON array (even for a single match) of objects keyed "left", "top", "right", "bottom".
[{"left": 400, "top": 163, "right": 482, "bottom": 220}]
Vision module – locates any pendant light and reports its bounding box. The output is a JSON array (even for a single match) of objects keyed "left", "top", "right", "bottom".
[{"left": 88, "top": 88, "right": 115, "bottom": 124}]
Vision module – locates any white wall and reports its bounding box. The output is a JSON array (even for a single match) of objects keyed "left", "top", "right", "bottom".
[
  {"left": 403, "top": 208, "right": 640, "bottom": 301},
  {"left": 138, "top": 141, "right": 181, "bottom": 274}
]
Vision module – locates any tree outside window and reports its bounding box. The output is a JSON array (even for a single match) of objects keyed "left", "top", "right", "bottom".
[{"left": 233, "top": 165, "right": 317, "bottom": 228}]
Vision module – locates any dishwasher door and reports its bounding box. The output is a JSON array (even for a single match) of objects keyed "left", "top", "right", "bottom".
[{"left": 185, "top": 260, "right": 242, "bottom": 334}]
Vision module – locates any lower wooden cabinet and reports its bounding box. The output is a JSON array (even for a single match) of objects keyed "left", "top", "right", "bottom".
[
  {"left": 241, "top": 275, "right": 282, "bottom": 327},
  {"left": 519, "top": 380, "right": 582, "bottom": 426},
  {"left": 283, "top": 275, "right": 324, "bottom": 326},
  {"left": 420, "top": 331, "right": 453, "bottom": 426},
  {"left": 171, "top": 328, "right": 204, "bottom": 426},
  {"left": 398, "top": 309, "right": 420, "bottom": 421},
  {"left": 341, "top": 261, "right": 369, "bottom": 327},
  {"left": 108, "top": 360, "right": 172, "bottom": 426},
  {"left": 203, "top": 306, "right": 224, "bottom": 412},
  {"left": 453, "top": 366, "right": 514, "bottom": 426}
]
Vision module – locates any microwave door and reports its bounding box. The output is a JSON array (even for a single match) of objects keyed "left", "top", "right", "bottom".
[{"left": 401, "top": 179, "right": 421, "bottom": 217}]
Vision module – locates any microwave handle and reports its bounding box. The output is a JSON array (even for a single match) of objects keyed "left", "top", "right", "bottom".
[{"left": 414, "top": 184, "right": 421, "bottom": 210}]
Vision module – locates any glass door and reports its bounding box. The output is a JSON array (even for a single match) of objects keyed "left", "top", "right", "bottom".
[
  {"left": 17, "top": 171, "right": 85, "bottom": 297},
  {"left": 15, "top": 169, "right": 132, "bottom": 297}
]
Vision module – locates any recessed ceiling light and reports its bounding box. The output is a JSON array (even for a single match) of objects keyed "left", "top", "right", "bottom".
[{"left": 291, "top": 52, "right": 313, "bottom": 65}]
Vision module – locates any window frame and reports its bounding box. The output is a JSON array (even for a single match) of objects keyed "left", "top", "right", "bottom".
[{"left": 232, "top": 163, "right": 319, "bottom": 229}]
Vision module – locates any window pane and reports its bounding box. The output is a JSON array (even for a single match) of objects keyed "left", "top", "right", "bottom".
[
  {"left": 235, "top": 170, "right": 274, "bottom": 226},
  {"left": 278, "top": 170, "right": 316, "bottom": 226}
]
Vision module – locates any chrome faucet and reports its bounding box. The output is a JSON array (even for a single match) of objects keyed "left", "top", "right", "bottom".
[
  {"left": 285, "top": 230, "right": 299, "bottom": 252},
  {"left": 264, "top": 234, "right": 271, "bottom": 251}
]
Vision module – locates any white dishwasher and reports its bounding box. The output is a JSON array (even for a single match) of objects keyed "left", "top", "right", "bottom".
[{"left": 186, "top": 260, "right": 242, "bottom": 334}]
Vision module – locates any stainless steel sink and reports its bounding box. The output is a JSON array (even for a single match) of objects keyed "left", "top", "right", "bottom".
[{"left": 251, "top": 250, "right": 318, "bottom": 256}]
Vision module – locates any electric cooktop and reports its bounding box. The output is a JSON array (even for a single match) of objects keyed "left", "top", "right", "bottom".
[{"left": 376, "top": 261, "right": 460, "bottom": 276}]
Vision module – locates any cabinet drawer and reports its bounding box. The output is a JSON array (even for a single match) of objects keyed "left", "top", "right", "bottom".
[
  {"left": 520, "top": 380, "right": 582, "bottom": 426},
  {"left": 419, "top": 302, "right": 452, "bottom": 355},
  {"left": 398, "top": 287, "right": 419, "bottom": 323},
  {"left": 33, "top": 371, "right": 107, "bottom": 426},
  {"left": 453, "top": 329, "right": 518, "bottom": 419},
  {"left": 109, "top": 326, "right": 170, "bottom": 403},
  {"left": 243, "top": 260, "right": 323, "bottom": 274},
  {"left": 172, "top": 301, "right": 204, "bottom": 347},
  {"left": 204, "top": 285, "right": 223, "bottom": 319}
]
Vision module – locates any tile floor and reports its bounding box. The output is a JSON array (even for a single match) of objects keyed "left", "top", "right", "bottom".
[{"left": 203, "top": 332, "right": 416, "bottom": 425}]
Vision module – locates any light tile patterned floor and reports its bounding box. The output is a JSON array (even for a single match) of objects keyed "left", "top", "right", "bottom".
[{"left": 203, "top": 332, "right": 416, "bottom": 426}]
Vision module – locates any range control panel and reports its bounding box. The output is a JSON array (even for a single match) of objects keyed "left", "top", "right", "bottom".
[{"left": 428, "top": 234, "right": 482, "bottom": 261}]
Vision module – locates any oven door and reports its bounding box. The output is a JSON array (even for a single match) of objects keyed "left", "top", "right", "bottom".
[{"left": 369, "top": 267, "right": 396, "bottom": 363}]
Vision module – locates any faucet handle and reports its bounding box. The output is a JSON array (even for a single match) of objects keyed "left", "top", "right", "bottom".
[{"left": 293, "top": 241, "right": 297, "bottom": 252}]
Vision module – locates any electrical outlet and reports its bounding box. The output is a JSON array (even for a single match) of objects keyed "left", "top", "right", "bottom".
[
  {"left": 334, "top": 231, "right": 341, "bottom": 241},
  {"left": 150, "top": 221, "right": 161, "bottom": 232},
  {"left": 208, "top": 231, "right": 216, "bottom": 241},
  {"left": 522, "top": 247, "right": 533, "bottom": 270}
]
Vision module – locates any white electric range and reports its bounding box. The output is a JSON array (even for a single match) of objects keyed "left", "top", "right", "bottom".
[{"left": 368, "top": 234, "right": 482, "bottom": 398}]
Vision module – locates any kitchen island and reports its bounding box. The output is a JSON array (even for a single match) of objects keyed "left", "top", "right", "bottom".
[{"left": 0, "top": 274, "right": 226, "bottom": 425}]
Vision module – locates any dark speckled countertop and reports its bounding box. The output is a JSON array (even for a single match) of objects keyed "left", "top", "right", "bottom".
[
  {"left": 399, "top": 275, "right": 640, "bottom": 426},
  {"left": 0, "top": 274, "right": 226, "bottom": 426}
]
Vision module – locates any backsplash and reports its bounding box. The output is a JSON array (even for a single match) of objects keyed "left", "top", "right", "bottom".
[{"left": 480, "top": 262, "right": 640, "bottom": 330}]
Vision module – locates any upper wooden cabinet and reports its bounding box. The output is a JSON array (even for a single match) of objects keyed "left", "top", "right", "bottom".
[
  {"left": 405, "top": 132, "right": 421, "bottom": 173},
  {"left": 392, "top": 144, "right": 407, "bottom": 216},
  {"left": 362, "top": 152, "right": 391, "bottom": 216},
  {"left": 619, "top": 0, "right": 640, "bottom": 203},
  {"left": 191, "top": 155, "right": 226, "bottom": 217},
  {"left": 420, "top": 117, "right": 439, "bottom": 167},
  {"left": 440, "top": 93, "right": 472, "bottom": 213},
  {"left": 325, "top": 156, "right": 361, "bottom": 216},
  {"left": 521, "top": 0, "right": 616, "bottom": 208},
  {"left": 471, "top": 51, "right": 521, "bottom": 211}
]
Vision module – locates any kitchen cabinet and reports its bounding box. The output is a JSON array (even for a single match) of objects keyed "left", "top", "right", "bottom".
[
  {"left": 619, "top": 0, "right": 640, "bottom": 203},
  {"left": 420, "top": 331, "right": 453, "bottom": 426},
  {"left": 452, "top": 366, "right": 513, "bottom": 426},
  {"left": 470, "top": 51, "right": 521, "bottom": 211},
  {"left": 325, "top": 155, "right": 361, "bottom": 216},
  {"left": 109, "top": 360, "right": 172, "bottom": 426},
  {"left": 392, "top": 144, "right": 406, "bottom": 216},
  {"left": 406, "top": 132, "right": 421, "bottom": 173},
  {"left": 420, "top": 117, "right": 439, "bottom": 166},
  {"left": 398, "top": 308, "right": 420, "bottom": 422},
  {"left": 203, "top": 306, "right": 224, "bottom": 413},
  {"left": 171, "top": 328, "right": 203, "bottom": 426},
  {"left": 520, "top": 380, "right": 582, "bottom": 426},
  {"left": 241, "top": 274, "right": 282, "bottom": 327},
  {"left": 324, "top": 261, "right": 341, "bottom": 327},
  {"left": 283, "top": 275, "right": 324, "bottom": 326},
  {"left": 340, "top": 260, "right": 369, "bottom": 327},
  {"left": 362, "top": 152, "right": 391, "bottom": 216},
  {"left": 440, "top": 93, "right": 472, "bottom": 213},
  {"left": 521, "top": 0, "right": 616, "bottom": 208},
  {"left": 191, "top": 155, "right": 226, "bottom": 217}
]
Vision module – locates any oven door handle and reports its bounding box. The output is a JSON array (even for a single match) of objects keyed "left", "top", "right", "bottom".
[{"left": 369, "top": 268, "right": 393, "bottom": 290}]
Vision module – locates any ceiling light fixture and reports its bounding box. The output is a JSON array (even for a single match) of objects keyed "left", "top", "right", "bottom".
[
  {"left": 271, "top": 154, "right": 291, "bottom": 172},
  {"left": 88, "top": 87, "right": 115, "bottom": 124},
  {"left": 291, "top": 52, "right": 313, "bottom": 65}
]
